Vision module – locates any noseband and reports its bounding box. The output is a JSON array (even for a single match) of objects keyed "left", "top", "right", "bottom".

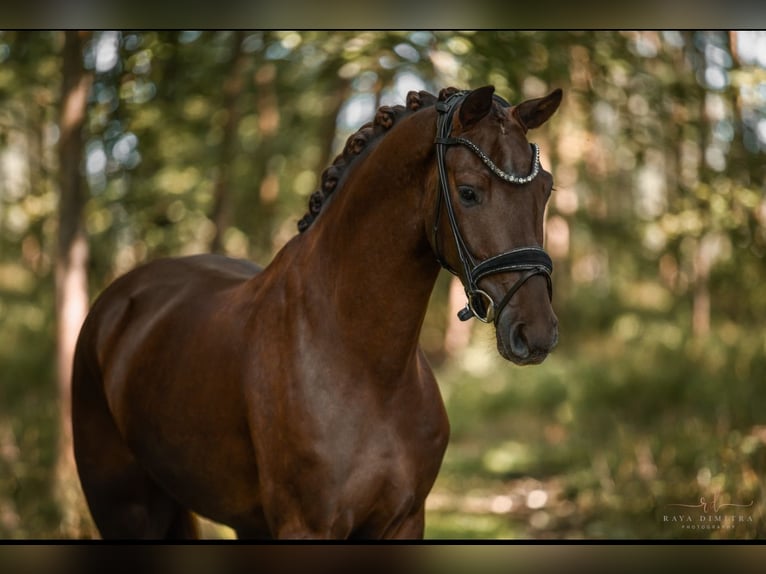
[{"left": 433, "top": 91, "right": 553, "bottom": 324}]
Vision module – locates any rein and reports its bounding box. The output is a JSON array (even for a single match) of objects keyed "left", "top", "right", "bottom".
[{"left": 433, "top": 91, "right": 553, "bottom": 324}]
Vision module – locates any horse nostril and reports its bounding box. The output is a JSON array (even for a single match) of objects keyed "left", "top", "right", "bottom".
[{"left": 509, "top": 322, "right": 530, "bottom": 359}]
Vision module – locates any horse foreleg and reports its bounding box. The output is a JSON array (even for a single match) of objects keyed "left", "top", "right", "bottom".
[
  {"left": 265, "top": 506, "right": 426, "bottom": 540},
  {"left": 387, "top": 506, "right": 425, "bottom": 539}
]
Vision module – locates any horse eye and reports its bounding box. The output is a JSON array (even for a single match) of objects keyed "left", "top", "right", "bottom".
[{"left": 458, "top": 186, "right": 479, "bottom": 205}]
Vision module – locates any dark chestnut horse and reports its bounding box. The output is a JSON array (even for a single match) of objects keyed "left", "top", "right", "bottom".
[{"left": 72, "top": 85, "right": 562, "bottom": 539}]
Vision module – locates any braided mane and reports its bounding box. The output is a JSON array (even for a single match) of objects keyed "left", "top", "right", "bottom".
[{"left": 297, "top": 87, "right": 464, "bottom": 232}]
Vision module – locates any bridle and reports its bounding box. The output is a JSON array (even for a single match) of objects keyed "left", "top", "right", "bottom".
[{"left": 433, "top": 90, "right": 554, "bottom": 324}]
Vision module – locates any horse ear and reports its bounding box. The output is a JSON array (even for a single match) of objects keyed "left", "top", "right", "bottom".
[
  {"left": 512, "top": 88, "right": 563, "bottom": 132},
  {"left": 459, "top": 85, "right": 495, "bottom": 129}
]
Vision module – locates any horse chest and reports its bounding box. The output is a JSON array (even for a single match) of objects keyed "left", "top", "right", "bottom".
[
  {"left": 242, "top": 365, "right": 448, "bottom": 538},
  {"left": 334, "top": 401, "right": 448, "bottom": 537}
]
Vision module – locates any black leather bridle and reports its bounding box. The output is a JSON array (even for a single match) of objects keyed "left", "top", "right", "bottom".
[{"left": 433, "top": 90, "right": 554, "bottom": 324}]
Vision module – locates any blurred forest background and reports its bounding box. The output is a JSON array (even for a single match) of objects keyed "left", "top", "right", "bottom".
[{"left": 1, "top": 30, "right": 765, "bottom": 540}]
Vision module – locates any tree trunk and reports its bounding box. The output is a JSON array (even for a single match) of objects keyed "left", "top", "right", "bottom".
[
  {"left": 210, "top": 31, "right": 248, "bottom": 253},
  {"left": 692, "top": 237, "right": 712, "bottom": 338},
  {"left": 54, "top": 30, "right": 94, "bottom": 537}
]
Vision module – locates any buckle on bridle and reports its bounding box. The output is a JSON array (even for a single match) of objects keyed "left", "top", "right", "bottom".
[{"left": 459, "top": 289, "right": 495, "bottom": 323}]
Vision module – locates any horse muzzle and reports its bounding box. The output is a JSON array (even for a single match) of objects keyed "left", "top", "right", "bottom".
[{"left": 496, "top": 307, "right": 559, "bottom": 365}]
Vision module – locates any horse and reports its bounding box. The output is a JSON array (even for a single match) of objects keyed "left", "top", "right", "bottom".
[{"left": 71, "top": 84, "right": 562, "bottom": 539}]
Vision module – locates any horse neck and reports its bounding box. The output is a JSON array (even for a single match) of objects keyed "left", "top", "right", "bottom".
[{"left": 294, "top": 109, "right": 441, "bottom": 369}]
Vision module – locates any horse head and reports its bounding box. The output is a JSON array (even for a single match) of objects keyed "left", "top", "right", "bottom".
[{"left": 429, "top": 85, "right": 562, "bottom": 365}]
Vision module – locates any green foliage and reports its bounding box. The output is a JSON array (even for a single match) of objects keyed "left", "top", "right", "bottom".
[
  {"left": 429, "top": 322, "right": 766, "bottom": 539},
  {"left": 0, "top": 31, "right": 765, "bottom": 538},
  {"left": 0, "top": 263, "right": 58, "bottom": 537}
]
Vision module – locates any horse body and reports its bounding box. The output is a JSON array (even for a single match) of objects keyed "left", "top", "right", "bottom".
[
  {"left": 73, "top": 107, "right": 449, "bottom": 538},
  {"left": 72, "top": 85, "right": 561, "bottom": 539}
]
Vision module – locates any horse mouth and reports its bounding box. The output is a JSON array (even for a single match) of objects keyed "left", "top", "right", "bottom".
[{"left": 497, "top": 342, "right": 550, "bottom": 365}]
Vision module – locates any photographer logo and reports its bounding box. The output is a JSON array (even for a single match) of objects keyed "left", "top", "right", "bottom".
[{"left": 663, "top": 492, "right": 754, "bottom": 531}]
